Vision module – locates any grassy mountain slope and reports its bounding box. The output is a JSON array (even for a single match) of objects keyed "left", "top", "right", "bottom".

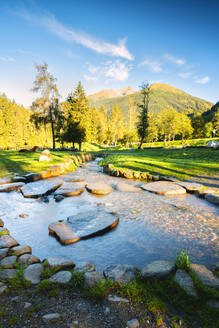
[
  {"left": 202, "top": 101, "right": 219, "bottom": 122},
  {"left": 89, "top": 83, "right": 213, "bottom": 118}
]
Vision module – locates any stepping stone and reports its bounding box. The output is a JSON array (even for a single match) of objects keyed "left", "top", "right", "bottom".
[
  {"left": 108, "top": 295, "right": 129, "bottom": 303},
  {"left": 63, "top": 174, "right": 85, "bottom": 183},
  {"left": 17, "top": 254, "right": 40, "bottom": 265},
  {"left": 174, "top": 269, "right": 198, "bottom": 297},
  {"left": 116, "top": 183, "right": 142, "bottom": 193},
  {"left": 49, "top": 271, "right": 72, "bottom": 284},
  {"left": 54, "top": 182, "right": 86, "bottom": 197},
  {"left": 75, "top": 262, "right": 96, "bottom": 272},
  {"left": 0, "top": 219, "right": 4, "bottom": 227},
  {"left": 0, "top": 227, "right": 9, "bottom": 235},
  {"left": 0, "top": 182, "right": 24, "bottom": 192},
  {"left": 0, "top": 255, "right": 17, "bottom": 268},
  {"left": 141, "top": 260, "right": 175, "bottom": 279},
  {"left": 103, "top": 264, "right": 138, "bottom": 285},
  {"left": 10, "top": 245, "right": 32, "bottom": 256},
  {"left": 195, "top": 189, "right": 217, "bottom": 198},
  {"left": 0, "top": 177, "right": 12, "bottom": 185},
  {"left": 86, "top": 183, "right": 113, "bottom": 196},
  {"left": 0, "top": 285, "right": 7, "bottom": 295},
  {"left": 21, "top": 179, "right": 63, "bottom": 198},
  {"left": 11, "top": 176, "right": 26, "bottom": 183},
  {"left": 0, "top": 235, "right": 19, "bottom": 248},
  {"left": 205, "top": 193, "right": 219, "bottom": 205},
  {"left": 23, "top": 263, "right": 43, "bottom": 284},
  {"left": 141, "top": 181, "right": 186, "bottom": 196},
  {"left": 190, "top": 264, "right": 219, "bottom": 289},
  {"left": 24, "top": 173, "right": 41, "bottom": 182},
  {"left": 44, "top": 257, "right": 75, "bottom": 269},
  {"left": 0, "top": 269, "right": 18, "bottom": 279},
  {"left": 43, "top": 313, "right": 60, "bottom": 322},
  {"left": 84, "top": 270, "right": 103, "bottom": 288},
  {"left": 0, "top": 248, "right": 8, "bottom": 260},
  {"left": 48, "top": 222, "right": 79, "bottom": 245},
  {"left": 176, "top": 182, "right": 204, "bottom": 193},
  {"left": 54, "top": 194, "right": 65, "bottom": 202}
]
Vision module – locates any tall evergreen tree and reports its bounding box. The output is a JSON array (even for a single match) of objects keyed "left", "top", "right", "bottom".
[
  {"left": 98, "top": 105, "right": 108, "bottom": 144},
  {"left": 109, "top": 104, "right": 124, "bottom": 145}
]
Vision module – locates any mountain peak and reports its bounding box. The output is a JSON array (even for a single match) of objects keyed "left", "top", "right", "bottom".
[{"left": 88, "top": 86, "right": 136, "bottom": 101}]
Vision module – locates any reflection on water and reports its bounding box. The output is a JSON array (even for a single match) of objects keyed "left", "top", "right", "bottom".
[{"left": 0, "top": 160, "right": 218, "bottom": 270}]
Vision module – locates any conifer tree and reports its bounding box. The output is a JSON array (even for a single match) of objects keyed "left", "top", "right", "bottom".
[{"left": 137, "top": 82, "right": 151, "bottom": 149}]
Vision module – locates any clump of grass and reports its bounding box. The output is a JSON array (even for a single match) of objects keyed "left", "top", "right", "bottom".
[
  {"left": 176, "top": 249, "right": 190, "bottom": 270},
  {"left": 37, "top": 279, "right": 54, "bottom": 291},
  {"left": 69, "top": 270, "right": 85, "bottom": 290}
]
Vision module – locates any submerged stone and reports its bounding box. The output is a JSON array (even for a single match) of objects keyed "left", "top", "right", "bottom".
[
  {"left": 141, "top": 181, "right": 186, "bottom": 196},
  {"left": 116, "top": 183, "right": 142, "bottom": 193},
  {"left": 141, "top": 260, "right": 175, "bottom": 279}
]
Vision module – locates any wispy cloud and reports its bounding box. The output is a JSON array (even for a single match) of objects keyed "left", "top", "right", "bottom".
[
  {"left": 140, "top": 59, "right": 162, "bottom": 73},
  {"left": 15, "top": 9, "right": 134, "bottom": 60},
  {"left": 103, "top": 60, "right": 132, "bottom": 81},
  {"left": 178, "top": 72, "right": 192, "bottom": 79},
  {"left": 164, "top": 53, "right": 186, "bottom": 65},
  {"left": 84, "top": 74, "right": 97, "bottom": 81},
  {"left": 195, "top": 76, "right": 210, "bottom": 84},
  {"left": 88, "top": 65, "right": 99, "bottom": 74},
  {"left": 0, "top": 56, "right": 15, "bottom": 62}
]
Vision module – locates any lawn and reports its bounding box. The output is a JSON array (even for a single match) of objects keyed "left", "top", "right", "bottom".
[{"left": 99, "top": 148, "right": 219, "bottom": 181}]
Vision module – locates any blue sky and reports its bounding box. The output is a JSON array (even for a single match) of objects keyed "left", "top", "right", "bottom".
[{"left": 0, "top": 0, "right": 218, "bottom": 107}]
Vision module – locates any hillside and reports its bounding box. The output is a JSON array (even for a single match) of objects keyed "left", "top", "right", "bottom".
[
  {"left": 202, "top": 101, "right": 219, "bottom": 122},
  {"left": 88, "top": 83, "right": 213, "bottom": 118},
  {"left": 88, "top": 86, "right": 135, "bottom": 101}
]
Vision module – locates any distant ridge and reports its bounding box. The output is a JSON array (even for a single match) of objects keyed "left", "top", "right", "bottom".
[{"left": 88, "top": 83, "right": 213, "bottom": 118}]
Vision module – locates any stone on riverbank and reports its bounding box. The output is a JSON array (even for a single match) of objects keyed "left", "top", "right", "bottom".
[
  {"left": 86, "top": 183, "right": 113, "bottom": 196},
  {"left": 176, "top": 182, "right": 204, "bottom": 193},
  {"left": 126, "top": 319, "right": 140, "bottom": 328},
  {"left": 0, "top": 255, "right": 17, "bottom": 268},
  {"left": 0, "top": 284, "right": 7, "bottom": 295},
  {"left": 195, "top": 189, "right": 217, "bottom": 198},
  {"left": 205, "top": 193, "right": 219, "bottom": 205},
  {"left": 0, "top": 177, "right": 12, "bottom": 185},
  {"left": 54, "top": 182, "right": 86, "bottom": 197},
  {"left": 21, "top": 179, "right": 63, "bottom": 198},
  {"left": 190, "top": 264, "right": 219, "bottom": 289},
  {"left": 24, "top": 173, "right": 42, "bottom": 182},
  {"left": 84, "top": 270, "right": 103, "bottom": 288},
  {"left": 0, "top": 182, "right": 24, "bottom": 192},
  {"left": 103, "top": 264, "right": 138, "bottom": 285},
  {"left": 54, "top": 194, "right": 65, "bottom": 202},
  {"left": 48, "top": 222, "right": 79, "bottom": 244},
  {"left": 10, "top": 245, "right": 32, "bottom": 256},
  {"left": 108, "top": 295, "right": 129, "bottom": 303},
  {"left": 0, "top": 248, "right": 8, "bottom": 260},
  {"left": 39, "top": 149, "right": 52, "bottom": 162},
  {"left": 23, "top": 263, "right": 43, "bottom": 284},
  {"left": 0, "top": 227, "right": 9, "bottom": 235},
  {"left": 0, "top": 235, "right": 19, "bottom": 248},
  {"left": 141, "top": 181, "right": 186, "bottom": 196},
  {"left": 42, "top": 313, "right": 60, "bottom": 322},
  {"left": 116, "top": 183, "right": 142, "bottom": 193},
  {"left": 0, "top": 269, "right": 18, "bottom": 279},
  {"left": 74, "top": 262, "right": 96, "bottom": 272},
  {"left": 44, "top": 257, "right": 75, "bottom": 270},
  {"left": 17, "top": 254, "right": 40, "bottom": 265},
  {"left": 11, "top": 176, "right": 27, "bottom": 183},
  {"left": 174, "top": 269, "right": 198, "bottom": 297},
  {"left": 0, "top": 219, "right": 4, "bottom": 227},
  {"left": 49, "top": 271, "right": 72, "bottom": 284},
  {"left": 141, "top": 260, "right": 175, "bottom": 279}
]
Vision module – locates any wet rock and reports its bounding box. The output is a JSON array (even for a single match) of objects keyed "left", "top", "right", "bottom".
[
  {"left": 0, "top": 235, "right": 19, "bottom": 248},
  {"left": 44, "top": 257, "right": 75, "bottom": 270},
  {"left": 49, "top": 271, "right": 72, "bottom": 284},
  {"left": 0, "top": 227, "right": 9, "bottom": 235},
  {"left": 19, "top": 213, "right": 28, "bottom": 218},
  {"left": 116, "top": 183, "right": 142, "bottom": 193},
  {"left": 63, "top": 175, "right": 85, "bottom": 183},
  {"left": 206, "top": 299, "right": 219, "bottom": 309},
  {"left": 0, "top": 255, "right": 17, "bottom": 268},
  {"left": 21, "top": 179, "right": 63, "bottom": 198},
  {"left": 205, "top": 193, "right": 219, "bottom": 205},
  {"left": 0, "top": 219, "right": 4, "bottom": 227},
  {"left": 48, "top": 222, "right": 79, "bottom": 245},
  {"left": 0, "top": 177, "right": 12, "bottom": 185},
  {"left": 23, "top": 263, "right": 43, "bottom": 284},
  {"left": 24, "top": 173, "right": 41, "bottom": 182},
  {"left": 39, "top": 149, "right": 52, "bottom": 161},
  {"left": 152, "top": 175, "right": 160, "bottom": 181},
  {"left": 54, "top": 182, "right": 86, "bottom": 197},
  {"left": 174, "top": 269, "right": 198, "bottom": 297},
  {"left": 0, "top": 285, "right": 7, "bottom": 295},
  {"left": 124, "top": 171, "right": 134, "bottom": 179},
  {"left": 108, "top": 295, "right": 129, "bottom": 303},
  {"left": 24, "top": 302, "right": 32, "bottom": 309},
  {"left": 103, "top": 264, "right": 138, "bottom": 285},
  {"left": 126, "top": 319, "right": 140, "bottom": 328},
  {"left": 176, "top": 182, "right": 204, "bottom": 193},
  {"left": 0, "top": 182, "right": 24, "bottom": 192},
  {"left": 54, "top": 194, "right": 65, "bottom": 202},
  {"left": 10, "top": 245, "right": 32, "bottom": 256},
  {"left": 86, "top": 183, "right": 113, "bottom": 196},
  {"left": 11, "top": 176, "right": 26, "bottom": 183},
  {"left": 84, "top": 270, "right": 103, "bottom": 288},
  {"left": 0, "top": 248, "right": 8, "bottom": 260},
  {"left": 42, "top": 313, "right": 60, "bottom": 322},
  {"left": 74, "top": 262, "right": 96, "bottom": 272},
  {"left": 17, "top": 254, "right": 40, "bottom": 265},
  {"left": 141, "top": 260, "right": 175, "bottom": 279},
  {"left": 0, "top": 269, "right": 18, "bottom": 279},
  {"left": 141, "top": 181, "right": 186, "bottom": 196},
  {"left": 190, "top": 264, "right": 219, "bottom": 289},
  {"left": 195, "top": 189, "right": 216, "bottom": 198}
]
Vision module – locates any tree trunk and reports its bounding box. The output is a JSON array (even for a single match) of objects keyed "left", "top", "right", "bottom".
[
  {"left": 138, "top": 138, "right": 144, "bottom": 149},
  {"left": 49, "top": 105, "right": 56, "bottom": 150},
  {"left": 79, "top": 142, "right": 81, "bottom": 151}
]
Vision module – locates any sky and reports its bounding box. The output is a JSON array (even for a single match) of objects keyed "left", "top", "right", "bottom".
[{"left": 0, "top": 0, "right": 218, "bottom": 107}]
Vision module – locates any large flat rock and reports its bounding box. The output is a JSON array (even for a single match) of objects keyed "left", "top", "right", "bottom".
[
  {"left": 0, "top": 182, "right": 24, "bottom": 192},
  {"left": 48, "top": 222, "right": 79, "bottom": 244},
  {"left": 174, "top": 269, "right": 198, "bottom": 297},
  {"left": 116, "top": 183, "right": 142, "bottom": 193},
  {"left": 190, "top": 264, "right": 219, "bottom": 289},
  {"left": 21, "top": 179, "right": 63, "bottom": 198},
  {"left": 10, "top": 245, "right": 32, "bottom": 256},
  {"left": 176, "top": 182, "right": 204, "bottom": 193},
  {"left": 141, "top": 181, "right": 186, "bottom": 196},
  {"left": 62, "top": 173, "right": 85, "bottom": 183},
  {"left": 86, "top": 183, "right": 113, "bottom": 196},
  {"left": 205, "top": 193, "right": 219, "bottom": 205},
  {"left": 54, "top": 182, "right": 86, "bottom": 197},
  {"left": 103, "top": 264, "right": 138, "bottom": 285},
  {"left": 44, "top": 257, "right": 75, "bottom": 269},
  {"left": 141, "top": 260, "right": 175, "bottom": 279},
  {"left": 0, "top": 235, "right": 19, "bottom": 248},
  {"left": 0, "top": 177, "right": 12, "bottom": 185},
  {"left": 23, "top": 263, "right": 43, "bottom": 284},
  {"left": 17, "top": 254, "right": 40, "bottom": 265}
]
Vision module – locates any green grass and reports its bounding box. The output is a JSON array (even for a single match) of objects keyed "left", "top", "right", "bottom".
[{"left": 99, "top": 147, "right": 219, "bottom": 181}]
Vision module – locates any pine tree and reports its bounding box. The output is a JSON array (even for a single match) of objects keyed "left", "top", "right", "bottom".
[{"left": 109, "top": 104, "right": 124, "bottom": 145}]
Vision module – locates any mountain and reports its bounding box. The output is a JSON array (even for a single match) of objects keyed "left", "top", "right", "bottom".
[
  {"left": 202, "top": 101, "right": 219, "bottom": 122},
  {"left": 88, "top": 86, "right": 135, "bottom": 101},
  {"left": 88, "top": 83, "right": 213, "bottom": 118}
]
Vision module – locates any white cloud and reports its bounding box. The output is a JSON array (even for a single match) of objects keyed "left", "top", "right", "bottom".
[
  {"left": 0, "top": 56, "right": 15, "bottom": 62},
  {"left": 16, "top": 10, "right": 134, "bottom": 60},
  {"left": 164, "top": 53, "right": 186, "bottom": 65},
  {"left": 178, "top": 72, "right": 192, "bottom": 79},
  {"left": 88, "top": 65, "right": 99, "bottom": 74},
  {"left": 84, "top": 74, "right": 97, "bottom": 81},
  {"left": 103, "top": 60, "right": 132, "bottom": 81},
  {"left": 195, "top": 76, "right": 210, "bottom": 84},
  {"left": 140, "top": 59, "right": 162, "bottom": 72}
]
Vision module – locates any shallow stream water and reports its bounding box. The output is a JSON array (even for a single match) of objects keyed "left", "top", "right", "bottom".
[{"left": 0, "top": 159, "right": 218, "bottom": 270}]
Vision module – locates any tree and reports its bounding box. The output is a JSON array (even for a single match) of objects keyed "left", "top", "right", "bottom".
[
  {"left": 191, "top": 115, "right": 205, "bottom": 138},
  {"left": 178, "top": 113, "right": 193, "bottom": 141},
  {"left": 137, "top": 82, "right": 152, "bottom": 149},
  {"left": 108, "top": 104, "right": 124, "bottom": 145},
  {"left": 146, "top": 113, "right": 158, "bottom": 143},
  {"left": 213, "top": 108, "right": 219, "bottom": 136},
  {"left": 157, "top": 107, "right": 180, "bottom": 146},
  {"left": 31, "top": 63, "right": 60, "bottom": 150},
  {"left": 97, "top": 105, "right": 108, "bottom": 144}
]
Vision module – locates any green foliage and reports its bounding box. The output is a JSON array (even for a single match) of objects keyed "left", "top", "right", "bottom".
[
  {"left": 176, "top": 249, "right": 190, "bottom": 270},
  {"left": 69, "top": 271, "right": 85, "bottom": 290},
  {"left": 108, "top": 104, "right": 124, "bottom": 145},
  {"left": 37, "top": 279, "right": 54, "bottom": 291},
  {"left": 83, "top": 279, "right": 114, "bottom": 300},
  {"left": 137, "top": 82, "right": 151, "bottom": 148}
]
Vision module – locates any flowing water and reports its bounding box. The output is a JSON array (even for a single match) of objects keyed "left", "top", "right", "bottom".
[{"left": 0, "top": 159, "right": 218, "bottom": 270}]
